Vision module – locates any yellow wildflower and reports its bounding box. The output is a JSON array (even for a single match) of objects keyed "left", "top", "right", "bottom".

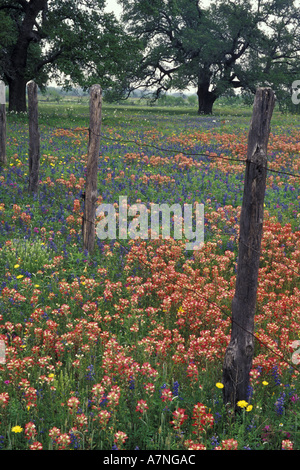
[
  {"left": 11, "top": 425, "right": 23, "bottom": 433},
  {"left": 216, "top": 382, "right": 224, "bottom": 389},
  {"left": 237, "top": 400, "right": 248, "bottom": 408}
]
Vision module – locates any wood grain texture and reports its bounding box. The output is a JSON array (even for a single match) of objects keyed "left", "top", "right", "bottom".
[
  {"left": 27, "top": 80, "right": 40, "bottom": 193},
  {"left": 222, "top": 88, "right": 275, "bottom": 408},
  {"left": 83, "top": 84, "right": 102, "bottom": 253}
]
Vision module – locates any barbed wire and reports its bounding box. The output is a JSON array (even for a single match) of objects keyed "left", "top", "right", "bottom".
[
  {"left": 84, "top": 126, "right": 300, "bottom": 179},
  {"left": 5, "top": 131, "right": 300, "bottom": 286},
  {"left": 2, "top": 119, "right": 300, "bottom": 376},
  {"left": 17, "top": 114, "right": 300, "bottom": 179}
]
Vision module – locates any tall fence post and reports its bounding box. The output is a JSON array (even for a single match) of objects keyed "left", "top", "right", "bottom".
[
  {"left": 0, "top": 80, "right": 6, "bottom": 165},
  {"left": 83, "top": 84, "right": 102, "bottom": 253},
  {"left": 27, "top": 80, "right": 40, "bottom": 194},
  {"left": 222, "top": 87, "right": 275, "bottom": 409}
]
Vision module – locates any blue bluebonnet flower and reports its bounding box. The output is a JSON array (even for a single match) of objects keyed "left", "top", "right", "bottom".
[
  {"left": 247, "top": 385, "right": 254, "bottom": 401},
  {"left": 275, "top": 392, "right": 285, "bottom": 415},
  {"left": 214, "top": 412, "right": 222, "bottom": 424},
  {"left": 211, "top": 435, "right": 220, "bottom": 449},
  {"left": 70, "top": 431, "right": 81, "bottom": 449},
  {"left": 272, "top": 366, "right": 281, "bottom": 386},
  {"left": 128, "top": 377, "right": 135, "bottom": 390},
  {"left": 172, "top": 381, "right": 179, "bottom": 397},
  {"left": 85, "top": 364, "right": 95, "bottom": 381}
]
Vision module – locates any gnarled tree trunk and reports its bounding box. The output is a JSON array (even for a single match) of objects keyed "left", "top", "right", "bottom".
[
  {"left": 7, "top": 76, "right": 27, "bottom": 113},
  {"left": 5, "top": 0, "right": 47, "bottom": 112},
  {"left": 197, "top": 81, "right": 217, "bottom": 115}
]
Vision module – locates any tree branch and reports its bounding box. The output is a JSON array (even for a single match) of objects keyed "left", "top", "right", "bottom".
[{"left": 34, "top": 47, "right": 64, "bottom": 73}]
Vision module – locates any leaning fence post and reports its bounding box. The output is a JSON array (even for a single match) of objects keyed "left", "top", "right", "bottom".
[
  {"left": 27, "top": 80, "right": 40, "bottom": 194},
  {"left": 222, "top": 87, "right": 275, "bottom": 409},
  {"left": 83, "top": 84, "right": 102, "bottom": 253},
  {"left": 0, "top": 80, "right": 6, "bottom": 165}
]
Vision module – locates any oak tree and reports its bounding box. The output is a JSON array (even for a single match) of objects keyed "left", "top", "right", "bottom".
[
  {"left": 118, "top": 0, "right": 300, "bottom": 114},
  {"left": 0, "top": 0, "right": 140, "bottom": 111}
]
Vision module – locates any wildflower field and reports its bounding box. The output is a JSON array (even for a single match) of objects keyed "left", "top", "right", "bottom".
[{"left": 0, "top": 102, "right": 300, "bottom": 451}]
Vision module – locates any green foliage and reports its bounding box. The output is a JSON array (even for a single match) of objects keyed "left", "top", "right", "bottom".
[
  {"left": 0, "top": 0, "right": 142, "bottom": 111},
  {"left": 2, "top": 238, "right": 54, "bottom": 273},
  {"left": 119, "top": 0, "right": 300, "bottom": 114},
  {"left": 1, "top": 0, "right": 300, "bottom": 114}
]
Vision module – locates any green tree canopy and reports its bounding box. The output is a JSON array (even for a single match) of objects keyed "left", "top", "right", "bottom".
[
  {"left": 118, "top": 0, "right": 300, "bottom": 114},
  {"left": 0, "top": 0, "right": 141, "bottom": 111}
]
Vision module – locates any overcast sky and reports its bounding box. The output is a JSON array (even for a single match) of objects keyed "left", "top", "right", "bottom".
[
  {"left": 105, "top": 0, "right": 212, "bottom": 15},
  {"left": 105, "top": 0, "right": 300, "bottom": 15},
  {"left": 105, "top": 0, "right": 122, "bottom": 15}
]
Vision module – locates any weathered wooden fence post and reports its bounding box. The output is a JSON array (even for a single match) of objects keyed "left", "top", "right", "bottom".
[
  {"left": 83, "top": 84, "right": 102, "bottom": 253},
  {"left": 27, "top": 80, "right": 40, "bottom": 194},
  {"left": 0, "top": 80, "right": 6, "bottom": 165},
  {"left": 222, "top": 88, "right": 275, "bottom": 409}
]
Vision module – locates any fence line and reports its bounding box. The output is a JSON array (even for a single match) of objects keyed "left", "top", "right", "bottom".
[
  {"left": 1, "top": 87, "right": 300, "bottom": 383},
  {"left": 3, "top": 117, "right": 300, "bottom": 180},
  {"left": 60, "top": 127, "right": 300, "bottom": 180},
  {"left": 6, "top": 106, "right": 299, "bottom": 179},
  {"left": 3, "top": 99, "right": 300, "bottom": 280},
  {"left": 6, "top": 163, "right": 300, "bottom": 277},
  {"left": 4, "top": 118, "right": 300, "bottom": 284}
]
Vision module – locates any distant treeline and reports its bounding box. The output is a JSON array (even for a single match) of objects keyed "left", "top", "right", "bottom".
[
  {"left": 4, "top": 85, "right": 299, "bottom": 114},
  {"left": 36, "top": 86, "right": 246, "bottom": 108}
]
